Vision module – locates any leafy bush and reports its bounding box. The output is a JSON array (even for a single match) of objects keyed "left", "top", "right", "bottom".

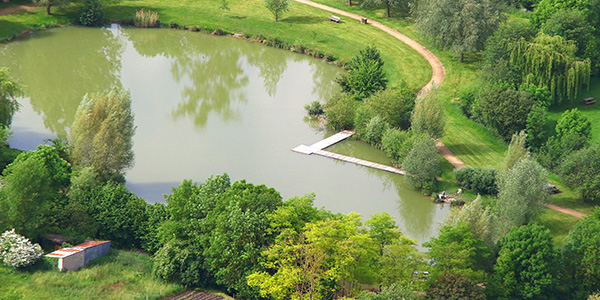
[
  {"left": 454, "top": 167, "right": 498, "bottom": 195},
  {"left": 364, "top": 87, "right": 415, "bottom": 129},
  {"left": 337, "top": 46, "right": 387, "bottom": 100},
  {"left": 363, "top": 115, "right": 389, "bottom": 147},
  {"left": 325, "top": 93, "right": 357, "bottom": 130},
  {"left": 354, "top": 105, "right": 375, "bottom": 138},
  {"left": 304, "top": 101, "right": 324, "bottom": 118},
  {"left": 78, "top": 0, "right": 103, "bottom": 27},
  {"left": 381, "top": 128, "right": 412, "bottom": 164},
  {"left": 0, "top": 229, "right": 43, "bottom": 268},
  {"left": 134, "top": 9, "right": 159, "bottom": 28}
]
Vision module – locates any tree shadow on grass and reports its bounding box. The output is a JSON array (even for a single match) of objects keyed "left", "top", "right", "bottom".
[{"left": 281, "top": 15, "right": 323, "bottom": 24}]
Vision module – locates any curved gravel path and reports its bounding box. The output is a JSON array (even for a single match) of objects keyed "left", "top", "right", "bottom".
[
  {"left": 294, "top": 0, "right": 445, "bottom": 94},
  {"left": 294, "top": 0, "right": 588, "bottom": 219}
]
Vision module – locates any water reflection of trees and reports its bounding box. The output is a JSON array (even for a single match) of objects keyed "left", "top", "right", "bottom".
[{"left": 0, "top": 27, "right": 125, "bottom": 137}]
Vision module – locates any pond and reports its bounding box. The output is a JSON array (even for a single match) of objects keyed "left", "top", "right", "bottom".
[{"left": 0, "top": 25, "right": 449, "bottom": 245}]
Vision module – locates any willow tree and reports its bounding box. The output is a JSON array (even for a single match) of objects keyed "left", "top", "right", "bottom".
[
  {"left": 70, "top": 88, "right": 136, "bottom": 179},
  {"left": 0, "top": 68, "right": 22, "bottom": 128},
  {"left": 509, "top": 33, "right": 590, "bottom": 104}
]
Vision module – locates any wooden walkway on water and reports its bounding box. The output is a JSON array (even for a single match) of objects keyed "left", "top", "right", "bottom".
[{"left": 292, "top": 130, "right": 405, "bottom": 175}]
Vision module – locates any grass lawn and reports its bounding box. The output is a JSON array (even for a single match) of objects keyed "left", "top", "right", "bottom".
[{"left": 0, "top": 249, "right": 183, "bottom": 300}]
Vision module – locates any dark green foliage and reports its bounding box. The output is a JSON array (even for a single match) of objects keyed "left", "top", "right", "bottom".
[
  {"left": 81, "top": 182, "right": 148, "bottom": 249},
  {"left": 363, "top": 115, "right": 390, "bottom": 147},
  {"left": 381, "top": 128, "right": 415, "bottom": 165},
  {"left": 474, "top": 83, "right": 534, "bottom": 140},
  {"left": 325, "top": 93, "right": 357, "bottom": 130},
  {"left": 365, "top": 88, "right": 415, "bottom": 130},
  {"left": 536, "top": 133, "right": 588, "bottom": 170},
  {"left": 0, "top": 146, "right": 71, "bottom": 239},
  {"left": 559, "top": 144, "right": 600, "bottom": 188},
  {"left": 79, "top": 0, "right": 104, "bottom": 26},
  {"left": 424, "top": 222, "right": 491, "bottom": 282},
  {"left": 581, "top": 175, "right": 600, "bottom": 204},
  {"left": 525, "top": 104, "right": 549, "bottom": 150},
  {"left": 154, "top": 174, "right": 282, "bottom": 298},
  {"left": 555, "top": 108, "right": 592, "bottom": 141},
  {"left": 454, "top": 167, "right": 498, "bottom": 195},
  {"left": 506, "top": 0, "right": 539, "bottom": 10},
  {"left": 361, "top": 0, "right": 410, "bottom": 17},
  {"left": 541, "top": 9, "right": 595, "bottom": 58},
  {"left": 426, "top": 273, "right": 486, "bottom": 300},
  {"left": 492, "top": 224, "right": 557, "bottom": 300},
  {"left": 402, "top": 137, "right": 441, "bottom": 192},
  {"left": 480, "top": 19, "right": 537, "bottom": 86},
  {"left": 412, "top": 0, "right": 505, "bottom": 62},
  {"left": 337, "top": 46, "right": 387, "bottom": 99},
  {"left": 304, "top": 100, "right": 324, "bottom": 117},
  {"left": 141, "top": 203, "right": 168, "bottom": 253},
  {"left": 0, "top": 68, "right": 22, "bottom": 128},
  {"left": 562, "top": 209, "right": 600, "bottom": 298},
  {"left": 531, "top": 0, "right": 600, "bottom": 29}
]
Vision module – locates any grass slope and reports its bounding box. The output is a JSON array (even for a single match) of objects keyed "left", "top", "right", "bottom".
[{"left": 0, "top": 249, "right": 182, "bottom": 300}]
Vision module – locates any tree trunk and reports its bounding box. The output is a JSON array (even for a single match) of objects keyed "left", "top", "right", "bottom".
[
  {"left": 386, "top": 3, "right": 391, "bottom": 17},
  {"left": 46, "top": 3, "right": 51, "bottom": 15},
  {"left": 459, "top": 51, "right": 464, "bottom": 63},
  {"left": 348, "top": 0, "right": 352, "bottom": 6}
]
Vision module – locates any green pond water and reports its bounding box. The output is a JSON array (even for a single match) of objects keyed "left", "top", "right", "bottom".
[{"left": 0, "top": 25, "right": 448, "bottom": 244}]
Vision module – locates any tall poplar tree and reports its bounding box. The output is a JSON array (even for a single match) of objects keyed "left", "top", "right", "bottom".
[{"left": 70, "top": 88, "right": 136, "bottom": 180}]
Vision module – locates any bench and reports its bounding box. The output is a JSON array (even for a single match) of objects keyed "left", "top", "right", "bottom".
[
  {"left": 329, "top": 15, "right": 340, "bottom": 23},
  {"left": 582, "top": 97, "right": 596, "bottom": 105}
]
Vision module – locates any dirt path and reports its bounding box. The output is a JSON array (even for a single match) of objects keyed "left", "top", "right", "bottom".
[
  {"left": 294, "top": 0, "right": 588, "bottom": 220},
  {"left": 0, "top": 3, "right": 36, "bottom": 16},
  {"left": 294, "top": 0, "right": 445, "bottom": 94}
]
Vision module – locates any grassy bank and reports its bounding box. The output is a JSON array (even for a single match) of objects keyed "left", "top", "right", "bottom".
[{"left": 0, "top": 249, "right": 183, "bottom": 300}]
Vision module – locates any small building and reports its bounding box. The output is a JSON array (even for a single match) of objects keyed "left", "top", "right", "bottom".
[{"left": 45, "top": 240, "right": 111, "bottom": 271}]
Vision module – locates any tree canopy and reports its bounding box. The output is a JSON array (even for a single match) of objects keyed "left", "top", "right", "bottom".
[
  {"left": 412, "top": 0, "right": 505, "bottom": 61},
  {"left": 70, "top": 88, "right": 136, "bottom": 180},
  {"left": 0, "top": 68, "right": 22, "bottom": 128}
]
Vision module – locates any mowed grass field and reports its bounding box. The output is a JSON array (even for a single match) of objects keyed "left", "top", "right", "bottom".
[{"left": 0, "top": 250, "right": 182, "bottom": 300}]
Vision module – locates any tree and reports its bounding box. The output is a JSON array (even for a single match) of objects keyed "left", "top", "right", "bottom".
[
  {"left": 411, "top": 90, "right": 445, "bottom": 139},
  {"left": 70, "top": 88, "right": 136, "bottom": 180},
  {"left": 555, "top": 108, "right": 591, "bottom": 141},
  {"left": 338, "top": 46, "right": 387, "bottom": 99},
  {"left": 381, "top": 129, "right": 414, "bottom": 165},
  {"left": 525, "top": 104, "right": 549, "bottom": 150},
  {"left": 402, "top": 137, "right": 441, "bottom": 192},
  {"left": 0, "top": 146, "right": 70, "bottom": 239},
  {"left": 325, "top": 93, "right": 357, "bottom": 130},
  {"left": 536, "top": 133, "right": 588, "bottom": 171},
  {"left": 495, "top": 157, "right": 547, "bottom": 229},
  {"left": 249, "top": 213, "right": 376, "bottom": 300},
  {"left": 33, "top": 0, "right": 71, "bottom": 15},
  {"left": 474, "top": 83, "right": 534, "bottom": 140},
  {"left": 508, "top": 34, "right": 590, "bottom": 104},
  {"left": 423, "top": 222, "right": 491, "bottom": 282},
  {"left": 558, "top": 144, "right": 600, "bottom": 188},
  {"left": 426, "top": 273, "right": 486, "bottom": 300},
  {"left": 365, "top": 88, "right": 415, "bottom": 130},
  {"left": 502, "top": 131, "right": 529, "bottom": 172},
  {"left": 357, "top": 283, "right": 423, "bottom": 300},
  {"left": 78, "top": 0, "right": 104, "bottom": 27},
  {"left": 365, "top": 212, "right": 401, "bottom": 256},
  {"left": 0, "top": 68, "right": 22, "bottom": 128},
  {"left": 79, "top": 182, "right": 148, "bottom": 249},
  {"left": 492, "top": 224, "right": 557, "bottom": 300},
  {"left": 363, "top": 116, "right": 390, "bottom": 147},
  {"left": 361, "top": 0, "right": 409, "bottom": 17},
  {"left": 412, "top": 0, "right": 504, "bottom": 62},
  {"left": 444, "top": 196, "right": 498, "bottom": 247},
  {"left": 265, "top": 0, "right": 290, "bottom": 22},
  {"left": 541, "top": 9, "right": 596, "bottom": 58},
  {"left": 563, "top": 209, "right": 600, "bottom": 299},
  {"left": 531, "top": 0, "right": 600, "bottom": 29}
]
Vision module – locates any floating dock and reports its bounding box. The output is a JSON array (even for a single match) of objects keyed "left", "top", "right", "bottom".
[{"left": 292, "top": 130, "right": 405, "bottom": 175}]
